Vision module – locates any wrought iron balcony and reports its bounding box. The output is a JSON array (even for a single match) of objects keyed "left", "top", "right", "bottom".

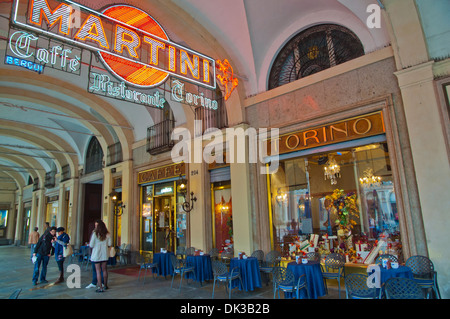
[
  {"left": 107, "top": 142, "right": 123, "bottom": 166},
  {"left": 146, "top": 119, "right": 175, "bottom": 155},
  {"left": 44, "top": 171, "right": 55, "bottom": 188},
  {"left": 194, "top": 97, "right": 227, "bottom": 136}
]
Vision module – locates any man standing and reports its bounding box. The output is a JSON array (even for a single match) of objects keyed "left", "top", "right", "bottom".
[
  {"left": 32, "top": 226, "right": 56, "bottom": 285},
  {"left": 28, "top": 227, "right": 39, "bottom": 261}
]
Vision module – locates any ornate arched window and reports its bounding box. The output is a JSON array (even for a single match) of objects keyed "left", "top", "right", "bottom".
[
  {"left": 268, "top": 24, "right": 364, "bottom": 90},
  {"left": 85, "top": 137, "right": 104, "bottom": 174}
]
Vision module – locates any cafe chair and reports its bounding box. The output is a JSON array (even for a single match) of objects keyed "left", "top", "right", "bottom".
[
  {"left": 115, "top": 243, "right": 127, "bottom": 265},
  {"left": 211, "top": 260, "right": 243, "bottom": 299},
  {"left": 169, "top": 254, "right": 196, "bottom": 292},
  {"left": 375, "top": 254, "right": 398, "bottom": 265},
  {"left": 344, "top": 273, "right": 378, "bottom": 299},
  {"left": 185, "top": 247, "right": 195, "bottom": 256},
  {"left": 208, "top": 248, "right": 219, "bottom": 260},
  {"left": 385, "top": 277, "right": 425, "bottom": 299},
  {"left": 71, "top": 247, "right": 83, "bottom": 264},
  {"left": 306, "top": 252, "right": 321, "bottom": 262},
  {"left": 137, "top": 254, "right": 159, "bottom": 284},
  {"left": 122, "top": 244, "right": 132, "bottom": 265},
  {"left": 220, "top": 251, "right": 234, "bottom": 267},
  {"left": 260, "top": 250, "right": 281, "bottom": 286},
  {"left": 405, "top": 255, "right": 441, "bottom": 299},
  {"left": 272, "top": 267, "right": 309, "bottom": 299},
  {"left": 81, "top": 246, "right": 91, "bottom": 271},
  {"left": 8, "top": 289, "right": 22, "bottom": 299},
  {"left": 250, "top": 250, "right": 265, "bottom": 266},
  {"left": 176, "top": 246, "right": 186, "bottom": 259},
  {"left": 321, "top": 253, "right": 345, "bottom": 299}
]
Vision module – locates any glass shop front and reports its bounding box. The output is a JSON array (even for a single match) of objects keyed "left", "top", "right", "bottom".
[
  {"left": 266, "top": 112, "right": 403, "bottom": 263},
  {"left": 138, "top": 162, "right": 187, "bottom": 254}
]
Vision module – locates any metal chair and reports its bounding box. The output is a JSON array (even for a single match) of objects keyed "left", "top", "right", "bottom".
[
  {"left": 344, "top": 273, "right": 378, "bottom": 299},
  {"left": 115, "top": 243, "right": 127, "bottom": 265},
  {"left": 306, "top": 252, "right": 321, "bottom": 262},
  {"left": 169, "top": 254, "right": 196, "bottom": 291},
  {"left": 385, "top": 277, "right": 424, "bottom": 299},
  {"left": 137, "top": 254, "right": 159, "bottom": 284},
  {"left": 272, "top": 267, "right": 309, "bottom": 299},
  {"left": 250, "top": 249, "right": 265, "bottom": 266},
  {"left": 121, "top": 244, "right": 132, "bottom": 265},
  {"left": 80, "top": 246, "right": 91, "bottom": 270},
  {"left": 405, "top": 255, "right": 441, "bottom": 299},
  {"left": 260, "top": 250, "right": 281, "bottom": 286},
  {"left": 208, "top": 248, "right": 219, "bottom": 260},
  {"left": 176, "top": 246, "right": 186, "bottom": 259},
  {"left": 71, "top": 247, "right": 83, "bottom": 264},
  {"left": 185, "top": 247, "right": 195, "bottom": 256},
  {"left": 211, "top": 260, "right": 243, "bottom": 299},
  {"left": 220, "top": 251, "right": 234, "bottom": 267},
  {"left": 8, "top": 289, "right": 22, "bottom": 299},
  {"left": 321, "top": 253, "right": 345, "bottom": 299},
  {"left": 375, "top": 254, "right": 398, "bottom": 265}
]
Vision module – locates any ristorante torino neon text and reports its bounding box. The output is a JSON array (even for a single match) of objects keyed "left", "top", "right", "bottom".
[{"left": 12, "top": 0, "right": 216, "bottom": 89}]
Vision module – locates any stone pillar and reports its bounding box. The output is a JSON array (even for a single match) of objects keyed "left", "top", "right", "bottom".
[
  {"left": 383, "top": 0, "right": 450, "bottom": 298},
  {"left": 189, "top": 160, "right": 208, "bottom": 251},
  {"left": 14, "top": 192, "right": 24, "bottom": 245}
]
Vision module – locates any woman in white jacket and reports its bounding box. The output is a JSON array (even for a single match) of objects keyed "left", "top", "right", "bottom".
[{"left": 89, "top": 219, "right": 112, "bottom": 292}]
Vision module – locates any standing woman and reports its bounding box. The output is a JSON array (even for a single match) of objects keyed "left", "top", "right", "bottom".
[
  {"left": 54, "top": 227, "right": 70, "bottom": 284},
  {"left": 89, "top": 219, "right": 112, "bottom": 293}
]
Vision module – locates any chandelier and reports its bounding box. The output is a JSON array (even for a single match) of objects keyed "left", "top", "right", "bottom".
[
  {"left": 359, "top": 168, "right": 381, "bottom": 188},
  {"left": 324, "top": 156, "right": 341, "bottom": 185}
]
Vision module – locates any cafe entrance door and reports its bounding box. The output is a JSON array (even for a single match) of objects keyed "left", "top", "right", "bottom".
[{"left": 154, "top": 195, "right": 175, "bottom": 252}]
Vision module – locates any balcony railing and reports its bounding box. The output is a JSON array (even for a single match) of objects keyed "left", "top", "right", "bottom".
[
  {"left": 33, "top": 178, "right": 39, "bottom": 191},
  {"left": 61, "top": 164, "right": 70, "bottom": 182},
  {"left": 44, "top": 171, "right": 55, "bottom": 188},
  {"left": 146, "top": 119, "right": 175, "bottom": 155},
  {"left": 107, "top": 142, "right": 123, "bottom": 166},
  {"left": 194, "top": 97, "right": 227, "bottom": 136}
]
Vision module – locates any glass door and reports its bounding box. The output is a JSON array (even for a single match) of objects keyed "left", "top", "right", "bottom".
[{"left": 154, "top": 195, "right": 175, "bottom": 252}]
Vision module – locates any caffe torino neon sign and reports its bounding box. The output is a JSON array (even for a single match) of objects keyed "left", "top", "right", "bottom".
[{"left": 12, "top": 0, "right": 216, "bottom": 89}]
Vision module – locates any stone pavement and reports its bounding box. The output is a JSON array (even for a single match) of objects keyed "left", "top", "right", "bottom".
[{"left": 0, "top": 245, "right": 340, "bottom": 300}]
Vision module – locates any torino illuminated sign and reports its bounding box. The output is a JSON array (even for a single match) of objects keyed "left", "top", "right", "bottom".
[{"left": 12, "top": 0, "right": 216, "bottom": 89}]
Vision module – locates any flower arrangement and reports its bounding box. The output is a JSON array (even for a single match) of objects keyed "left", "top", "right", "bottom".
[{"left": 325, "top": 189, "right": 359, "bottom": 233}]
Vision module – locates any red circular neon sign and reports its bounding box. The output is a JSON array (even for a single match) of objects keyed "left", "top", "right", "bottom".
[{"left": 99, "top": 5, "right": 169, "bottom": 88}]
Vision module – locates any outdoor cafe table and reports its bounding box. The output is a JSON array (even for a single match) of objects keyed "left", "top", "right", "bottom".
[
  {"left": 376, "top": 265, "right": 414, "bottom": 298},
  {"left": 186, "top": 254, "right": 213, "bottom": 284},
  {"left": 229, "top": 257, "right": 262, "bottom": 291},
  {"left": 153, "top": 252, "right": 174, "bottom": 277},
  {"left": 286, "top": 260, "right": 326, "bottom": 299}
]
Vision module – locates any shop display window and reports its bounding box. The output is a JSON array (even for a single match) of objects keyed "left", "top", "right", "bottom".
[
  {"left": 269, "top": 142, "right": 402, "bottom": 263},
  {"left": 212, "top": 181, "right": 233, "bottom": 253}
]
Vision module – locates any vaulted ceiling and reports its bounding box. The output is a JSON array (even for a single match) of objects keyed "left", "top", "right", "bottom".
[{"left": 0, "top": 0, "right": 389, "bottom": 193}]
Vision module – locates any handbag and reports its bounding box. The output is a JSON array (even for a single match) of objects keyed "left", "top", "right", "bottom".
[
  {"left": 63, "top": 244, "right": 73, "bottom": 258},
  {"left": 109, "top": 246, "right": 116, "bottom": 258}
]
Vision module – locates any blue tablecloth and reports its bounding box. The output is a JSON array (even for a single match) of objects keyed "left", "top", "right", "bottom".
[
  {"left": 371, "top": 265, "right": 413, "bottom": 298},
  {"left": 380, "top": 265, "right": 413, "bottom": 283},
  {"left": 186, "top": 255, "right": 213, "bottom": 283},
  {"left": 286, "top": 261, "right": 326, "bottom": 299},
  {"left": 229, "top": 257, "right": 262, "bottom": 291},
  {"left": 153, "top": 252, "right": 174, "bottom": 277}
]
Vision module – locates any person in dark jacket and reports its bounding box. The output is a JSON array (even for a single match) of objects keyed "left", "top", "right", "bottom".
[
  {"left": 32, "top": 226, "right": 56, "bottom": 285},
  {"left": 54, "top": 227, "right": 70, "bottom": 284}
]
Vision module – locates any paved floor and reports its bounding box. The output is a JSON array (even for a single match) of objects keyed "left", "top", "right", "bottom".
[{"left": 0, "top": 245, "right": 341, "bottom": 300}]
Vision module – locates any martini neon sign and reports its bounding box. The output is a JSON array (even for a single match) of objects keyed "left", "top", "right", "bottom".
[{"left": 12, "top": 0, "right": 216, "bottom": 89}]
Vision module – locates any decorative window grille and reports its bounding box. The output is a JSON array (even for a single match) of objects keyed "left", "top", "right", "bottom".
[
  {"left": 85, "top": 137, "right": 104, "bottom": 174},
  {"left": 268, "top": 24, "right": 364, "bottom": 90}
]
